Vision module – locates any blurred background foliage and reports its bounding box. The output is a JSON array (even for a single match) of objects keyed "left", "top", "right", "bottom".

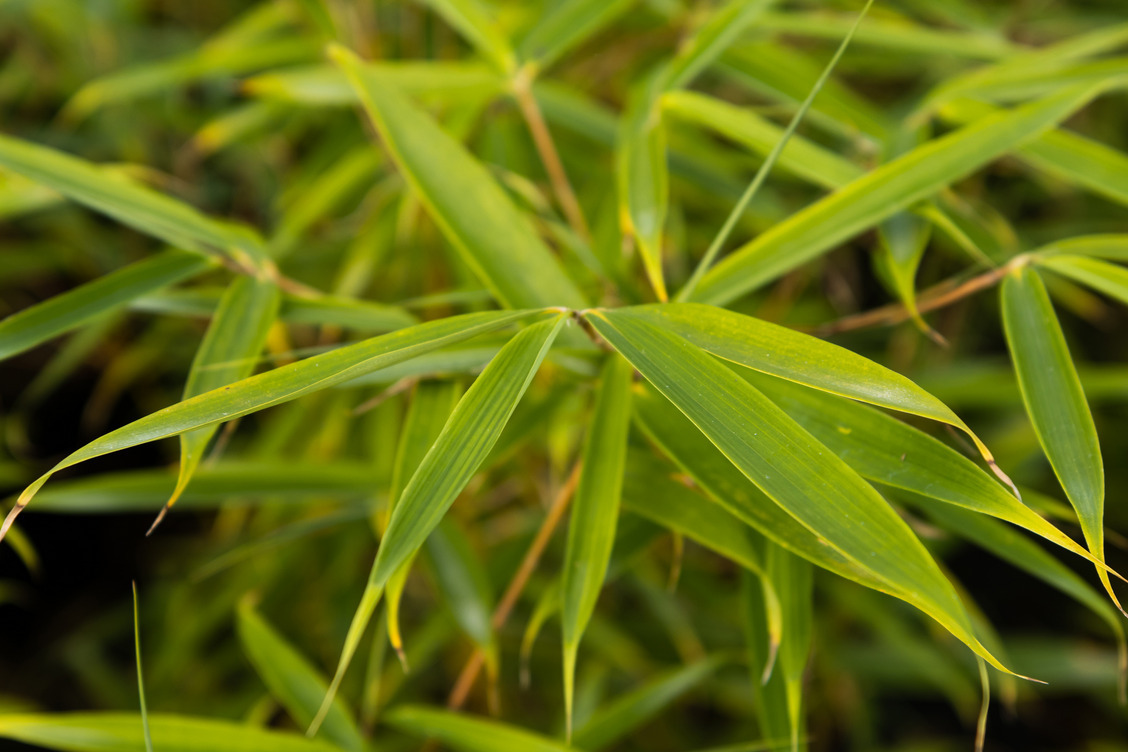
[{"left": 1, "top": 0, "right": 1128, "bottom": 750}]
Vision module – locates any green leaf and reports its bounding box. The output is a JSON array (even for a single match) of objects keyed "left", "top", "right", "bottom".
[
  {"left": 161, "top": 276, "right": 281, "bottom": 526},
  {"left": 1001, "top": 266, "right": 1109, "bottom": 599},
  {"left": 416, "top": 0, "right": 517, "bottom": 74},
  {"left": 585, "top": 310, "right": 1014, "bottom": 675},
  {"left": 741, "top": 571, "right": 789, "bottom": 741},
  {"left": 0, "top": 713, "right": 343, "bottom": 752},
  {"left": 1036, "top": 255, "right": 1128, "bottom": 307},
  {"left": 312, "top": 314, "right": 567, "bottom": 732},
  {"left": 329, "top": 45, "right": 586, "bottom": 311},
  {"left": 561, "top": 355, "right": 633, "bottom": 737},
  {"left": 0, "top": 134, "right": 267, "bottom": 271},
  {"left": 0, "top": 250, "right": 213, "bottom": 362},
  {"left": 236, "top": 604, "right": 363, "bottom": 752},
  {"left": 1032, "top": 234, "right": 1128, "bottom": 263},
  {"left": 766, "top": 543, "right": 812, "bottom": 751},
  {"left": 1, "top": 309, "right": 542, "bottom": 536},
  {"left": 385, "top": 380, "right": 461, "bottom": 660},
  {"left": 571, "top": 658, "right": 723, "bottom": 751},
  {"left": 690, "top": 83, "right": 1114, "bottom": 306},
  {"left": 516, "top": 0, "right": 635, "bottom": 71},
  {"left": 425, "top": 518, "right": 498, "bottom": 663},
  {"left": 244, "top": 62, "right": 506, "bottom": 106},
  {"left": 749, "top": 372, "right": 1107, "bottom": 571},
  {"left": 131, "top": 585, "right": 152, "bottom": 752},
  {"left": 662, "top": 0, "right": 775, "bottom": 91},
  {"left": 614, "top": 303, "right": 1011, "bottom": 482},
  {"left": 661, "top": 89, "right": 863, "bottom": 190},
  {"left": 384, "top": 705, "right": 573, "bottom": 752}
]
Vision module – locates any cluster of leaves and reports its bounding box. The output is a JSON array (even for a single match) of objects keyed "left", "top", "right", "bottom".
[{"left": 2, "top": 0, "right": 1128, "bottom": 749}]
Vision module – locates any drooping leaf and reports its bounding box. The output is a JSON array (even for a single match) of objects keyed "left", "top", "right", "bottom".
[
  {"left": 1, "top": 309, "right": 543, "bottom": 537},
  {"left": 0, "top": 713, "right": 343, "bottom": 752},
  {"left": 384, "top": 705, "right": 573, "bottom": 752},
  {"left": 1001, "top": 266, "right": 1109, "bottom": 599},
  {"left": 160, "top": 275, "right": 281, "bottom": 526},
  {"left": 585, "top": 309, "right": 1014, "bottom": 675},
  {"left": 312, "top": 314, "right": 567, "bottom": 732},
  {"left": 0, "top": 134, "right": 267, "bottom": 270},
  {"left": 690, "top": 83, "right": 1115, "bottom": 305},
  {"left": 330, "top": 45, "right": 586, "bottom": 311},
  {"left": 236, "top": 603, "right": 363, "bottom": 752},
  {"left": 0, "top": 250, "right": 213, "bottom": 362},
  {"left": 766, "top": 543, "right": 812, "bottom": 751},
  {"left": 561, "top": 355, "right": 633, "bottom": 736}
]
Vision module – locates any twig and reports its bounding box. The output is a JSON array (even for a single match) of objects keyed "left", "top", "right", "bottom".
[{"left": 512, "top": 66, "right": 592, "bottom": 244}]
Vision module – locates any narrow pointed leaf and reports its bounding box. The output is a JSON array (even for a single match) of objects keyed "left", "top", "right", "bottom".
[
  {"left": 517, "top": 0, "right": 635, "bottom": 70},
  {"left": 426, "top": 518, "right": 497, "bottom": 660},
  {"left": 0, "top": 713, "right": 343, "bottom": 752},
  {"left": 1036, "top": 255, "right": 1128, "bottom": 307},
  {"left": 1032, "top": 234, "right": 1128, "bottom": 263},
  {"left": 0, "top": 134, "right": 266, "bottom": 269},
  {"left": 168, "top": 276, "right": 280, "bottom": 516},
  {"left": 1001, "top": 267, "right": 1105, "bottom": 570},
  {"left": 384, "top": 706, "right": 573, "bottom": 752},
  {"left": 766, "top": 543, "right": 812, "bottom": 751},
  {"left": 586, "top": 310, "right": 1013, "bottom": 674},
  {"left": 2, "top": 309, "right": 541, "bottom": 536},
  {"left": 691, "top": 83, "right": 1113, "bottom": 305},
  {"left": 314, "top": 315, "right": 566, "bottom": 729},
  {"left": 0, "top": 250, "right": 212, "bottom": 362},
  {"left": 742, "top": 571, "right": 790, "bottom": 740},
  {"left": 244, "top": 62, "right": 505, "bottom": 106},
  {"left": 617, "top": 78, "right": 669, "bottom": 301},
  {"left": 330, "top": 45, "right": 585, "bottom": 310},
  {"left": 236, "top": 604, "right": 363, "bottom": 752},
  {"left": 662, "top": 0, "right": 775, "bottom": 91},
  {"left": 417, "top": 0, "right": 516, "bottom": 73},
  {"left": 562, "top": 355, "right": 633, "bottom": 734},
  {"left": 572, "top": 658, "right": 723, "bottom": 751}
]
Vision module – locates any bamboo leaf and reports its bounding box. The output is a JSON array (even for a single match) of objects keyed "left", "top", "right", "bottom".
[
  {"left": 691, "top": 83, "right": 1114, "bottom": 306},
  {"left": 330, "top": 45, "right": 586, "bottom": 311},
  {"left": 562, "top": 355, "right": 633, "bottom": 737},
  {"left": 0, "top": 713, "right": 344, "bottom": 752},
  {"left": 425, "top": 518, "right": 498, "bottom": 664},
  {"left": 1, "top": 309, "right": 542, "bottom": 537},
  {"left": 585, "top": 310, "right": 1015, "bottom": 675},
  {"left": 766, "top": 543, "right": 812, "bottom": 751},
  {"left": 1032, "top": 234, "right": 1128, "bottom": 263},
  {"left": 160, "top": 276, "right": 281, "bottom": 527},
  {"left": 0, "top": 134, "right": 267, "bottom": 270},
  {"left": 244, "top": 62, "right": 506, "bottom": 106},
  {"left": 742, "top": 571, "right": 790, "bottom": 741},
  {"left": 1001, "top": 267, "right": 1108, "bottom": 596},
  {"left": 0, "top": 250, "right": 213, "bottom": 362},
  {"left": 416, "top": 0, "right": 516, "bottom": 74},
  {"left": 749, "top": 372, "right": 1108, "bottom": 572},
  {"left": 1036, "top": 255, "right": 1128, "bottom": 307},
  {"left": 516, "top": 0, "right": 635, "bottom": 71},
  {"left": 663, "top": 0, "right": 775, "bottom": 91},
  {"left": 384, "top": 705, "right": 573, "bottom": 752},
  {"left": 571, "top": 658, "right": 723, "bottom": 751},
  {"left": 236, "top": 604, "right": 363, "bottom": 752},
  {"left": 313, "top": 315, "right": 567, "bottom": 732}
]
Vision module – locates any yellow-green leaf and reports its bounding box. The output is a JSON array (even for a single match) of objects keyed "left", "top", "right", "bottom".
[
  {"left": 384, "top": 705, "right": 573, "bottom": 752},
  {"left": 1037, "top": 255, "right": 1128, "bottom": 307}
]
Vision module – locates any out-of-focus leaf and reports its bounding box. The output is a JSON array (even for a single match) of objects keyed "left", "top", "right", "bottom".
[
  {"left": 330, "top": 45, "right": 586, "bottom": 311},
  {"left": 766, "top": 543, "right": 812, "bottom": 750},
  {"left": 2, "top": 309, "right": 542, "bottom": 535},
  {"left": 417, "top": 0, "right": 517, "bottom": 74},
  {"left": 572, "top": 658, "right": 723, "bottom": 751},
  {"left": 0, "top": 250, "right": 212, "bottom": 362},
  {"left": 0, "top": 134, "right": 267, "bottom": 270},
  {"left": 131, "top": 584, "right": 151, "bottom": 752},
  {"left": 163, "top": 276, "right": 280, "bottom": 524},
  {"left": 742, "top": 571, "right": 789, "bottom": 741},
  {"left": 426, "top": 518, "right": 497, "bottom": 666},
  {"left": 314, "top": 315, "right": 566, "bottom": 731},
  {"left": 244, "top": 62, "right": 506, "bottom": 105},
  {"left": 1001, "top": 267, "right": 1109, "bottom": 599},
  {"left": 585, "top": 310, "right": 1013, "bottom": 675},
  {"left": 661, "top": 90, "right": 862, "bottom": 190},
  {"left": 1032, "top": 234, "right": 1128, "bottom": 263},
  {"left": 516, "top": 0, "right": 635, "bottom": 70},
  {"left": 1037, "top": 255, "right": 1128, "bottom": 307},
  {"left": 562, "top": 355, "right": 633, "bottom": 734},
  {"left": 384, "top": 705, "right": 572, "bottom": 752},
  {"left": 663, "top": 0, "right": 775, "bottom": 91},
  {"left": 0, "top": 169, "right": 62, "bottom": 219},
  {"left": 0, "top": 713, "right": 343, "bottom": 752},
  {"left": 385, "top": 381, "right": 461, "bottom": 659},
  {"left": 691, "top": 83, "right": 1114, "bottom": 306},
  {"left": 236, "top": 604, "right": 363, "bottom": 752}
]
